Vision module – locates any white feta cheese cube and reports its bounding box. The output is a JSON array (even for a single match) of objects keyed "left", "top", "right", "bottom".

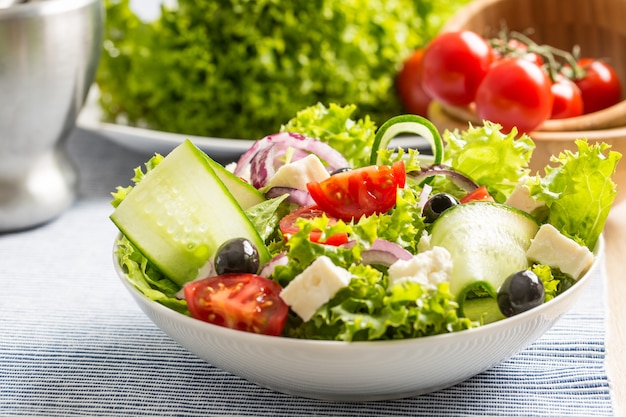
[
  {"left": 388, "top": 246, "right": 453, "bottom": 288},
  {"left": 279, "top": 256, "right": 352, "bottom": 322},
  {"left": 505, "top": 177, "right": 545, "bottom": 214},
  {"left": 267, "top": 154, "right": 330, "bottom": 191},
  {"left": 526, "top": 223, "right": 594, "bottom": 280}
]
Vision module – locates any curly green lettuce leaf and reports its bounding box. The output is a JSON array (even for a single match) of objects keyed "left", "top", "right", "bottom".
[
  {"left": 284, "top": 263, "right": 472, "bottom": 341},
  {"left": 270, "top": 188, "right": 427, "bottom": 289},
  {"left": 110, "top": 153, "right": 164, "bottom": 207},
  {"left": 443, "top": 122, "right": 535, "bottom": 203},
  {"left": 530, "top": 264, "right": 576, "bottom": 302},
  {"left": 376, "top": 147, "right": 424, "bottom": 173},
  {"left": 271, "top": 217, "right": 358, "bottom": 288},
  {"left": 528, "top": 139, "right": 621, "bottom": 249},
  {"left": 98, "top": 0, "right": 470, "bottom": 140},
  {"left": 115, "top": 236, "right": 188, "bottom": 314},
  {"left": 352, "top": 184, "right": 427, "bottom": 253},
  {"left": 280, "top": 103, "right": 377, "bottom": 167}
]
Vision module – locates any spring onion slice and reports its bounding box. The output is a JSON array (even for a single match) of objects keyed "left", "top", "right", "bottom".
[{"left": 370, "top": 114, "right": 444, "bottom": 166}]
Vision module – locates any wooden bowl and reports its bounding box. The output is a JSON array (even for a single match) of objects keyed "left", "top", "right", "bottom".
[{"left": 428, "top": 0, "right": 626, "bottom": 203}]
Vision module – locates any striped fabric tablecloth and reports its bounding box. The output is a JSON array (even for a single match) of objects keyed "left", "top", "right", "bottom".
[{"left": 0, "top": 129, "right": 614, "bottom": 416}]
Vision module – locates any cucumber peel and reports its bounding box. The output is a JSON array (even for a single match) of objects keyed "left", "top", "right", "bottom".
[
  {"left": 429, "top": 202, "right": 539, "bottom": 317},
  {"left": 461, "top": 296, "right": 507, "bottom": 324},
  {"left": 201, "top": 154, "right": 266, "bottom": 210},
  {"left": 370, "top": 114, "right": 444, "bottom": 166},
  {"left": 111, "top": 139, "right": 270, "bottom": 286}
]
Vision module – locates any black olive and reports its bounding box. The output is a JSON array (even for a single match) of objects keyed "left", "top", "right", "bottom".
[
  {"left": 214, "top": 238, "right": 260, "bottom": 275},
  {"left": 422, "top": 193, "right": 459, "bottom": 223},
  {"left": 497, "top": 270, "right": 545, "bottom": 317},
  {"left": 330, "top": 167, "right": 352, "bottom": 175}
]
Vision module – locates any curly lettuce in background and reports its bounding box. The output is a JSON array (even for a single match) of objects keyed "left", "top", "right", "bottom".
[{"left": 97, "top": 0, "right": 471, "bottom": 140}]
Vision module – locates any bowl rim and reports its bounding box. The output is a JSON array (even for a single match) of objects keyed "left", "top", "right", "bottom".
[
  {"left": 112, "top": 233, "right": 603, "bottom": 348},
  {"left": 435, "top": 101, "right": 626, "bottom": 138}
]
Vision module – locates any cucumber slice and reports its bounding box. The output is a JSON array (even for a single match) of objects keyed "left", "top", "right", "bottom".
[
  {"left": 429, "top": 202, "right": 539, "bottom": 316},
  {"left": 201, "top": 154, "right": 266, "bottom": 210},
  {"left": 111, "top": 140, "right": 270, "bottom": 286},
  {"left": 462, "top": 297, "right": 506, "bottom": 324},
  {"left": 370, "top": 114, "right": 444, "bottom": 166}
]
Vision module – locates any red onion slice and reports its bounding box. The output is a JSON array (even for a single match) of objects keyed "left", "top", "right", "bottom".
[
  {"left": 259, "top": 253, "right": 289, "bottom": 278},
  {"left": 265, "top": 187, "right": 315, "bottom": 207},
  {"left": 371, "top": 239, "right": 413, "bottom": 260},
  {"left": 409, "top": 164, "right": 479, "bottom": 194},
  {"left": 234, "top": 132, "right": 350, "bottom": 185},
  {"left": 361, "top": 239, "right": 413, "bottom": 266},
  {"left": 249, "top": 145, "right": 278, "bottom": 188}
]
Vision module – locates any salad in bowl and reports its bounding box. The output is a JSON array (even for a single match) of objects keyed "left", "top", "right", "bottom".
[{"left": 110, "top": 103, "right": 619, "bottom": 400}]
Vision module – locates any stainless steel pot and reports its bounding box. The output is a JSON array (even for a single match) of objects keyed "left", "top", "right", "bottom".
[{"left": 0, "top": 0, "right": 103, "bottom": 231}]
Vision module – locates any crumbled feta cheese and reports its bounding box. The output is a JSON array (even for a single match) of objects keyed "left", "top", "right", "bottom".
[
  {"left": 267, "top": 154, "right": 330, "bottom": 191},
  {"left": 505, "top": 177, "right": 546, "bottom": 214},
  {"left": 223, "top": 162, "right": 237, "bottom": 173},
  {"left": 279, "top": 256, "right": 352, "bottom": 322},
  {"left": 388, "top": 246, "right": 453, "bottom": 288},
  {"left": 526, "top": 223, "right": 594, "bottom": 280}
]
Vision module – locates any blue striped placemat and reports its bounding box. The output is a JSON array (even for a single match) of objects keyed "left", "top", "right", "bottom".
[{"left": 0, "top": 201, "right": 613, "bottom": 416}]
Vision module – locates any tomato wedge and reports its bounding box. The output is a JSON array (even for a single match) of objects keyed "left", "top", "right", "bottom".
[
  {"left": 279, "top": 205, "right": 349, "bottom": 246},
  {"left": 460, "top": 185, "right": 494, "bottom": 203},
  {"left": 184, "top": 273, "right": 288, "bottom": 336},
  {"left": 307, "top": 161, "right": 406, "bottom": 221}
]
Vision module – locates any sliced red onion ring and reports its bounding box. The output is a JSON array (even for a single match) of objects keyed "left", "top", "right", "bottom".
[
  {"left": 234, "top": 133, "right": 280, "bottom": 176},
  {"left": 371, "top": 239, "right": 413, "bottom": 260},
  {"left": 234, "top": 132, "right": 350, "bottom": 187},
  {"left": 249, "top": 145, "right": 278, "bottom": 188},
  {"left": 408, "top": 164, "right": 479, "bottom": 194},
  {"left": 361, "top": 239, "right": 413, "bottom": 266},
  {"left": 341, "top": 239, "right": 357, "bottom": 249},
  {"left": 265, "top": 187, "right": 315, "bottom": 207},
  {"left": 259, "top": 253, "right": 289, "bottom": 278}
]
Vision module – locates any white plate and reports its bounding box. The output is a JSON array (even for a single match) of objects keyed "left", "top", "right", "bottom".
[
  {"left": 76, "top": 88, "right": 430, "bottom": 161},
  {"left": 76, "top": 89, "right": 255, "bottom": 160}
]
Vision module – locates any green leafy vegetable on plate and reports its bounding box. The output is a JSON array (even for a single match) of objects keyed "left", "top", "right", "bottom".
[{"left": 97, "top": 0, "right": 471, "bottom": 140}]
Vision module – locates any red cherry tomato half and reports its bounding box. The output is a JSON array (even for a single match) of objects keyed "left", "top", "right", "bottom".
[
  {"left": 184, "top": 273, "right": 288, "bottom": 336},
  {"left": 475, "top": 58, "right": 553, "bottom": 134},
  {"left": 550, "top": 77, "right": 584, "bottom": 119},
  {"left": 460, "top": 185, "right": 494, "bottom": 203},
  {"left": 421, "top": 31, "right": 494, "bottom": 106},
  {"left": 575, "top": 58, "right": 622, "bottom": 114},
  {"left": 397, "top": 49, "right": 432, "bottom": 117},
  {"left": 306, "top": 161, "right": 406, "bottom": 222},
  {"left": 279, "top": 205, "right": 349, "bottom": 246}
]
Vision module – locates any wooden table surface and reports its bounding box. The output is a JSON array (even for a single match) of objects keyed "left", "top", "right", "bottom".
[{"left": 604, "top": 199, "right": 626, "bottom": 416}]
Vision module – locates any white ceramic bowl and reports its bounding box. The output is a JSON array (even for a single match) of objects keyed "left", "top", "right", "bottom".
[{"left": 113, "top": 236, "right": 603, "bottom": 401}]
